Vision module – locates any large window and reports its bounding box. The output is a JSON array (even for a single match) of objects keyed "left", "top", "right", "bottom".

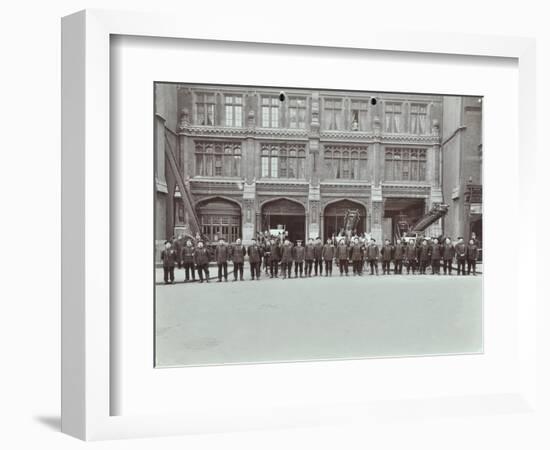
[
  {"left": 410, "top": 103, "right": 428, "bottom": 134},
  {"left": 351, "top": 99, "right": 369, "bottom": 131},
  {"left": 224, "top": 95, "right": 243, "bottom": 127},
  {"left": 385, "top": 102, "right": 402, "bottom": 133},
  {"left": 261, "top": 96, "right": 280, "bottom": 128},
  {"left": 195, "top": 93, "right": 216, "bottom": 126},
  {"left": 323, "top": 98, "right": 343, "bottom": 130},
  {"left": 324, "top": 145, "right": 368, "bottom": 180},
  {"left": 195, "top": 141, "right": 242, "bottom": 177},
  {"left": 261, "top": 143, "right": 306, "bottom": 179},
  {"left": 289, "top": 97, "right": 307, "bottom": 128},
  {"left": 384, "top": 147, "right": 427, "bottom": 181}
]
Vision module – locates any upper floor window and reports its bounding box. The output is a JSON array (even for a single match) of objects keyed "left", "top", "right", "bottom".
[
  {"left": 195, "top": 141, "right": 241, "bottom": 177},
  {"left": 410, "top": 103, "right": 428, "bottom": 134},
  {"left": 289, "top": 97, "right": 307, "bottom": 129},
  {"left": 324, "top": 145, "right": 368, "bottom": 180},
  {"left": 351, "top": 99, "right": 369, "bottom": 131},
  {"left": 323, "top": 98, "right": 343, "bottom": 130},
  {"left": 261, "top": 96, "right": 280, "bottom": 128},
  {"left": 196, "top": 93, "right": 216, "bottom": 126},
  {"left": 385, "top": 102, "right": 402, "bottom": 133},
  {"left": 224, "top": 95, "right": 243, "bottom": 127},
  {"left": 384, "top": 147, "right": 427, "bottom": 181},
  {"left": 261, "top": 143, "right": 306, "bottom": 179}
]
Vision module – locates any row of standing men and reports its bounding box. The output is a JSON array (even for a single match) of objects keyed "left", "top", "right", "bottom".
[{"left": 160, "top": 235, "right": 480, "bottom": 284}]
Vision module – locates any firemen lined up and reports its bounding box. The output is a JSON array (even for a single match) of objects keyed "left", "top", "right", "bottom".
[{"left": 160, "top": 234, "right": 480, "bottom": 284}]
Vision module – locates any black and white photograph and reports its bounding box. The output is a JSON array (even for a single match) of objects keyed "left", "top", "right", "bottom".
[{"left": 154, "top": 82, "right": 483, "bottom": 367}]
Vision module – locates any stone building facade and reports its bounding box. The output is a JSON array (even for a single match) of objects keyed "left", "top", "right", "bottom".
[{"left": 155, "top": 83, "right": 482, "bottom": 247}]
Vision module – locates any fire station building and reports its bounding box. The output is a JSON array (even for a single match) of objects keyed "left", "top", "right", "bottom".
[{"left": 155, "top": 83, "right": 482, "bottom": 247}]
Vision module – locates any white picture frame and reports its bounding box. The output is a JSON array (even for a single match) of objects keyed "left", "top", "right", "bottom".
[{"left": 61, "top": 9, "right": 540, "bottom": 441}]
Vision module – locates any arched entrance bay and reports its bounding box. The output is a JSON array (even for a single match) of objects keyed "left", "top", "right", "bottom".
[
  {"left": 261, "top": 198, "right": 306, "bottom": 242},
  {"left": 196, "top": 197, "right": 242, "bottom": 243},
  {"left": 323, "top": 200, "right": 366, "bottom": 240}
]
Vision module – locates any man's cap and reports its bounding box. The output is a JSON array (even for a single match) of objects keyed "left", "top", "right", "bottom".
[{"left": 164, "top": 240, "right": 170, "bottom": 244}]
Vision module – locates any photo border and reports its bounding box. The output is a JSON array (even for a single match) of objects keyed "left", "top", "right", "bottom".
[{"left": 61, "top": 9, "right": 538, "bottom": 441}]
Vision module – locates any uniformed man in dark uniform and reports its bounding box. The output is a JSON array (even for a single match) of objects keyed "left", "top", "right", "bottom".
[
  {"left": 173, "top": 234, "right": 185, "bottom": 269},
  {"left": 193, "top": 240, "right": 210, "bottom": 283},
  {"left": 467, "top": 238, "right": 479, "bottom": 275},
  {"left": 322, "top": 238, "right": 335, "bottom": 276},
  {"left": 430, "top": 237, "right": 442, "bottom": 275},
  {"left": 442, "top": 237, "right": 455, "bottom": 275},
  {"left": 313, "top": 237, "right": 324, "bottom": 276},
  {"left": 366, "top": 238, "right": 379, "bottom": 275},
  {"left": 181, "top": 239, "right": 196, "bottom": 282},
  {"left": 405, "top": 239, "right": 418, "bottom": 274},
  {"left": 230, "top": 238, "right": 246, "bottom": 281},
  {"left": 393, "top": 238, "right": 405, "bottom": 274},
  {"left": 304, "top": 238, "right": 315, "bottom": 277},
  {"left": 454, "top": 237, "right": 467, "bottom": 275},
  {"left": 215, "top": 237, "right": 229, "bottom": 282},
  {"left": 336, "top": 238, "right": 349, "bottom": 276},
  {"left": 280, "top": 239, "right": 294, "bottom": 279},
  {"left": 350, "top": 237, "right": 364, "bottom": 275},
  {"left": 381, "top": 239, "right": 393, "bottom": 275},
  {"left": 267, "top": 238, "right": 280, "bottom": 278},
  {"left": 418, "top": 239, "right": 430, "bottom": 274},
  {"left": 293, "top": 240, "right": 306, "bottom": 278},
  {"left": 248, "top": 238, "right": 263, "bottom": 280},
  {"left": 160, "top": 240, "right": 177, "bottom": 284}
]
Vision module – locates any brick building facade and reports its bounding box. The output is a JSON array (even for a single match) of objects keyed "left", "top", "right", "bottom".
[{"left": 155, "top": 83, "right": 482, "bottom": 250}]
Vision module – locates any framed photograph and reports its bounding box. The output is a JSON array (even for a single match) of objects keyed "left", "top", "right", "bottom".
[{"left": 62, "top": 9, "right": 539, "bottom": 441}]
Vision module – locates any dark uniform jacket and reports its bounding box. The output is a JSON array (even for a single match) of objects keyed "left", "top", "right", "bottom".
[
  {"left": 193, "top": 247, "right": 210, "bottom": 265},
  {"left": 266, "top": 243, "right": 280, "bottom": 262},
  {"left": 230, "top": 244, "right": 246, "bottom": 263},
  {"left": 381, "top": 244, "right": 394, "bottom": 262},
  {"left": 181, "top": 246, "right": 195, "bottom": 264},
  {"left": 305, "top": 244, "right": 315, "bottom": 260},
  {"left": 366, "top": 244, "right": 379, "bottom": 260},
  {"left": 322, "top": 244, "right": 335, "bottom": 261},
  {"left": 215, "top": 244, "right": 230, "bottom": 264},
  {"left": 336, "top": 244, "right": 349, "bottom": 260},
  {"left": 442, "top": 244, "right": 455, "bottom": 261},
  {"left": 173, "top": 239, "right": 184, "bottom": 261},
  {"left": 405, "top": 244, "right": 417, "bottom": 260},
  {"left": 455, "top": 242, "right": 467, "bottom": 260},
  {"left": 418, "top": 245, "right": 430, "bottom": 262},
  {"left": 430, "top": 244, "right": 442, "bottom": 260},
  {"left": 247, "top": 244, "right": 262, "bottom": 263},
  {"left": 313, "top": 243, "right": 323, "bottom": 259},
  {"left": 161, "top": 248, "right": 178, "bottom": 268},
  {"left": 350, "top": 244, "right": 364, "bottom": 261},
  {"left": 293, "top": 246, "right": 305, "bottom": 262},
  {"left": 280, "top": 244, "right": 294, "bottom": 263},
  {"left": 393, "top": 244, "right": 405, "bottom": 261},
  {"left": 467, "top": 244, "right": 479, "bottom": 261}
]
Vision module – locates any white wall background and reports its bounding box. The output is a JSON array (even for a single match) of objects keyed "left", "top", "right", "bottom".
[{"left": 0, "top": 1, "right": 547, "bottom": 448}]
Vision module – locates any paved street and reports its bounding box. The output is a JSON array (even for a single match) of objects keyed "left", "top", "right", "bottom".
[{"left": 155, "top": 268, "right": 482, "bottom": 367}]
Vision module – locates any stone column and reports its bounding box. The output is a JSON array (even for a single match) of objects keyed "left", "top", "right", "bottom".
[
  {"left": 242, "top": 182, "right": 256, "bottom": 245},
  {"left": 370, "top": 186, "right": 383, "bottom": 243},
  {"left": 308, "top": 185, "right": 321, "bottom": 239},
  {"left": 369, "top": 115, "right": 383, "bottom": 243},
  {"left": 244, "top": 109, "right": 256, "bottom": 183}
]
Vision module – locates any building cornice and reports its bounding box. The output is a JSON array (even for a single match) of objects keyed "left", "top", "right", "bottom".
[{"left": 179, "top": 125, "right": 441, "bottom": 145}]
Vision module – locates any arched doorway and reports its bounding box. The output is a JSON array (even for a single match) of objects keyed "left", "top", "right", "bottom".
[
  {"left": 196, "top": 197, "right": 242, "bottom": 243},
  {"left": 261, "top": 198, "right": 306, "bottom": 242},
  {"left": 323, "top": 200, "right": 367, "bottom": 240}
]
